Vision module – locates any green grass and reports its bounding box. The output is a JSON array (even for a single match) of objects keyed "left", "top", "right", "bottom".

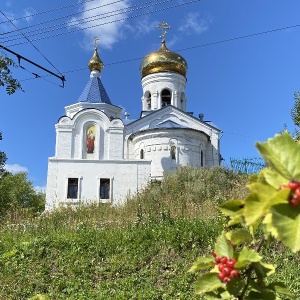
[{"left": 0, "top": 166, "right": 298, "bottom": 299}]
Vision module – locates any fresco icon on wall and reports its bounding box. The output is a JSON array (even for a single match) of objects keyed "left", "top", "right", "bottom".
[{"left": 86, "top": 126, "right": 95, "bottom": 154}]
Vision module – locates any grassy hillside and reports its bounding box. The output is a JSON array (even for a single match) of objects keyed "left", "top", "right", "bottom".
[{"left": 0, "top": 167, "right": 299, "bottom": 299}]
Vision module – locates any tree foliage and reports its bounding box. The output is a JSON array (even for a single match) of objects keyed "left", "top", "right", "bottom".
[
  {"left": 290, "top": 91, "right": 300, "bottom": 140},
  {"left": 0, "top": 54, "right": 23, "bottom": 95},
  {"left": 0, "top": 150, "right": 7, "bottom": 177},
  {"left": 0, "top": 172, "right": 45, "bottom": 217}
]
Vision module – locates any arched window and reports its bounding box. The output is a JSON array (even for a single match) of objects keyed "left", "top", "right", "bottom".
[
  {"left": 140, "top": 149, "right": 144, "bottom": 159},
  {"left": 171, "top": 146, "right": 176, "bottom": 160},
  {"left": 145, "top": 91, "right": 151, "bottom": 110},
  {"left": 200, "top": 150, "right": 204, "bottom": 167},
  {"left": 161, "top": 89, "right": 171, "bottom": 107}
]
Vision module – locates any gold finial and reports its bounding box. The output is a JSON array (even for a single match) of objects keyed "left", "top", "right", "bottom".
[
  {"left": 94, "top": 37, "right": 100, "bottom": 49},
  {"left": 88, "top": 37, "right": 104, "bottom": 72},
  {"left": 155, "top": 20, "right": 171, "bottom": 42}
]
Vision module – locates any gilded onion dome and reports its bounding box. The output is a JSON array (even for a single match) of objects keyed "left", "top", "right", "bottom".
[
  {"left": 140, "top": 40, "right": 188, "bottom": 78},
  {"left": 88, "top": 48, "right": 104, "bottom": 72}
]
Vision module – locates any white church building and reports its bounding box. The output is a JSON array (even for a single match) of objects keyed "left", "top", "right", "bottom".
[{"left": 45, "top": 24, "right": 222, "bottom": 210}]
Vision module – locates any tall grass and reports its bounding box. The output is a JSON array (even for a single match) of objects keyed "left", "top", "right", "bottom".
[{"left": 2, "top": 166, "right": 298, "bottom": 299}]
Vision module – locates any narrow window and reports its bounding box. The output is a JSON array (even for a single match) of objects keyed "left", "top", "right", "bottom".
[
  {"left": 146, "top": 92, "right": 151, "bottom": 110},
  {"left": 140, "top": 149, "right": 144, "bottom": 159},
  {"left": 100, "top": 178, "right": 110, "bottom": 199},
  {"left": 171, "top": 146, "right": 176, "bottom": 160},
  {"left": 162, "top": 89, "right": 171, "bottom": 106},
  {"left": 67, "top": 178, "right": 78, "bottom": 199},
  {"left": 200, "top": 150, "right": 204, "bottom": 167}
]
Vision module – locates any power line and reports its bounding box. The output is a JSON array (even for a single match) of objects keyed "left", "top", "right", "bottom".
[
  {"left": 20, "top": 21, "right": 300, "bottom": 82},
  {"left": 0, "top": 0, "right": 174, "bottom": 43},
  {"left": 5, "top": 0, "right": 201, "bottom": 47},
  {"left": 0, "top": 0, "right": 111, "bottom": 25},
  {"left": 1, "top": 44, "right": 66, "bottom": 87},
  {"left": 0, "top": 11, "right": 64, "bottom": 78}
]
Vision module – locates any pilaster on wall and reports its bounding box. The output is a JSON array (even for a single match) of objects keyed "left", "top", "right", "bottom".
[{"left": 55, "top": 129, "right": 72, "bottom": 158}]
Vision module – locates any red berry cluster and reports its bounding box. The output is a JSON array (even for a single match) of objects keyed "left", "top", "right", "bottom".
[
  {"left": 213, "top": 252, "right": 239, "bottom": 283},
  {"left": 280, "top": 180, "right": 300, "bottom": 206}
]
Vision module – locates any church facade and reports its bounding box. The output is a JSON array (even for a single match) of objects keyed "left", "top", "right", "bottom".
[{"left": 45, "top": 28, "right": 221, "bottom": 210}]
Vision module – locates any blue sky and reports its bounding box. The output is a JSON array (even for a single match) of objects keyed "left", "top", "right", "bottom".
[{"left": 1, "top": 0, "right": 300, "bottom": 191}]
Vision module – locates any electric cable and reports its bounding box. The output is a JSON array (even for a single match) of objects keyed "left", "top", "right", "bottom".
[
  {"left": 5, "top": 0, "right": 201, "bottom": 47},
  {"left": 0, "top": 11, "right": 64, "bottom": 77},
  {"left": 0, "top": 0, "right": 168, "bottom": 37},
  {"left": 0, "top": 0, "right": 121, "bottom": 25},
  {"left": 0, "top": 0, "right": 174, "bottom": 42}
]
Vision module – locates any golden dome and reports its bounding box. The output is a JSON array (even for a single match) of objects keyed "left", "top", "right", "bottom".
[
  {"left": 88, "top": 48, "right": 104, "bottom": 72},
  {"left": 140, "top": 41, "right": 188, "bottom": 78}
]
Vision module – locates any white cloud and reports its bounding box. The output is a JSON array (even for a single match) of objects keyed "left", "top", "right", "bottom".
[
  {"left": 179, "top": 12, "right": 212, "bottom": 35},
  {"left": 0, "top": 7, "right": 35, "bottom": 32},
  {"left": 69, "top": 0, "right": 131, "bottom": 49},
  {"left": 34, "top": 185, "right": 46, "bottom": 193},
  {"left": 5, "top": 164, "right": 28, "bottom": 174},
  {"left": 130, "top": 17, "right": 158, "bottom": 37}
]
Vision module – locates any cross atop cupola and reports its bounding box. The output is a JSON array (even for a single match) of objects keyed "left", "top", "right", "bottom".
[{"left": 155, "top": 20, "right": 171, "bottom": 42}]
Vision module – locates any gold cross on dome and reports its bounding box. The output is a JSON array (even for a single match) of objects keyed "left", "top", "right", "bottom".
[
  {"left": 155, "top": 20, "right": 171, "bottom": 42},
  {"left": 94, "top": 37, "right": 100, "bottom": 49}
]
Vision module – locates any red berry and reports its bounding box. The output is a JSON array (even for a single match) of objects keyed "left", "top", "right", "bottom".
[
  {"left": 223, "top": 277, "right": 231, "bottom": 283},
  {"left": 289, "top": 181, "right": 300, "bottom": 191},
  {"left": 226, "top": 258, "right": 236, "bottom": 269},
  {"left": 222, "top": 267, "right": 231, "bottom": 276},
  {"left": 212, "top": 251, "right": 217, "bottom": 258},
  {"left": 218, "top": 272, "right": 225, "bottom": 281},
  {"left": 229, "top": 269, "right": 239, "bottom": 278},
  {"left": 218, "top": 264, "right": 225, "bottom": 272},
  {"left": 295, "top": 188, "right": 300, "bottom": 197},
  {"left": 289, "top": 197, "right": 300, "bottom": 206},
  {"left": 220, "top": 256, "right": 228, "bottom": 264},
  {"left": 215, "top": 256, "right": 221, "bottom": 264}
]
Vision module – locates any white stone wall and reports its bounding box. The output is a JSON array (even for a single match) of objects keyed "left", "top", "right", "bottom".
[
  {"left": 129, "top": 128, "right": 211, "bottom": 179},
  {"left": 45, "top": 159, "right": 151, "bottom": 210}
]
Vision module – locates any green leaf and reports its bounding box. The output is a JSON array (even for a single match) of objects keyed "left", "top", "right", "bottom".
[
  {"left": 244, "top": 183, "right": 289, "bottom": 226},
  {"left": 245, "top": 290, "right": 276, "bottom": 300},
  {"left": 226, "top": 278, "right": 245, "bottom": 296},
  {"left": 226, "top": 228, "right": 252, "bottom": 245},
  {"left": 189, "top": 256, "right": 214, "bottom": 272},
  {"left": 219, "top": 199, "right": 244, "bottom": 217},
  {"left": 215, "top": 233, "right": 234, "bottom": 258},
  {"left": 256, "top": 131, "right": 300, "bottom": 180},
  {"left": 267, "top": 282, "right": 294, "bottom": 298},
  {"left": 194, "top": 273, "right": 224, "bottom": 294},
  {"left": 263, "top": 213, "right": 279, "bottom": 239},
  {"left": 270, "top": 203, "right": 300, "bottom": 252},
  {"left": 260, "top": 168, "right": 288, "bottom": 190},
  {"left": 235, "top": 247, "right": 262, "bottom": 269},
  {"left": 252, "top": 261, "right": 276, "bottom": 279}
]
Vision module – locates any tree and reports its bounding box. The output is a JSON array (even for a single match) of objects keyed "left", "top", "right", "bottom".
[
  {"left": 0, "top": 172, "right": 45, "bottom": 217},
  {"left": 0, "top": 150, "right": 7, "bottom": 177},
  {"left": 290, "top": 91, "right": 300, "bottom": 140},
  {"left": 0, "top": 54, "right": 22, "bottom": 95}
]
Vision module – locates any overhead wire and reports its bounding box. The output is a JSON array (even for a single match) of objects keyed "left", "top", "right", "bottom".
[
  {"left": 20, "top": 21, "right": 300, "bottom": 81},
  {"left": 0, "top": 11, "right": 64, "bottom": 78},
  {"left": 4, "top": 0, "right": 201, "bottom": 47},
  {"left": 0, "top": 0, "right": 166, "bottom": 37},
  {"left": 0, "top": 0, "right": 112, "bottom": 25},
  {"left": 0, "top": 0, "right": 174, "bottom": 43}
]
